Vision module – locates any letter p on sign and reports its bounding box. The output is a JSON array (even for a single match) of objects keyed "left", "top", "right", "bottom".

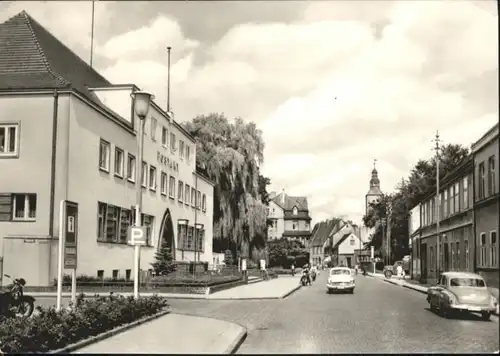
[{"left": 128, "top": 226, "right": 147, "bottom": 246}]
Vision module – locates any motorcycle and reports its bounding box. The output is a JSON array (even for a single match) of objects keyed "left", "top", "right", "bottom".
[
  {"left": 0, "top": 274, "right": 35, "bottom": 318},
  {"left": 300, "top": 270, "right": 311, "bottom": 286}
]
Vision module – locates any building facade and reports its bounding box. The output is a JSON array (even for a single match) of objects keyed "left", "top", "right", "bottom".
[
  {"left": 309, "top": 219, "right": 340, "bottom": 266},
  {"left": 472, "top": 123, "right": 499, "bottom": 289},
  {"left": 417, "top": 158, "right": 474, "bottom": 285},
  {"left": 408, "top": 204, "right": 422, "bottom": 280},
  {"left": 267, "top": 191, "right": 312, "bottom": 246},
  {"left": 0, "top": 12, "right": 214, "bottom": 286}
]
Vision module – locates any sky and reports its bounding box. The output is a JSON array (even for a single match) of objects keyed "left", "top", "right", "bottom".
[{"left": 1, "top": 0, "right": 498, "bottom": 226}]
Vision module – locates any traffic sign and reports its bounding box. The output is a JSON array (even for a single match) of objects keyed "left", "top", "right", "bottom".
[
  {"left": 128, "top": 226, "right": 147, "bottom": 245},
  {"left": 64, "top": 201, "right": 78, "bottom": 269}
]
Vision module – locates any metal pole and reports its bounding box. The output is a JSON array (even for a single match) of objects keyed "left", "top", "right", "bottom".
[
  {"left": 134, "top": 117, "right": 145, "bottom": 299},
  {"left": 167, "top": 46, "right": 171, "bottom": 112},
  {"left": 193, "top": 174, "right": 198, "bottom": 277},
  {"left": 90, "top": 0, "right": 95, "bottom": 68},
  {"left": 56, "top": 200, "right": 65, "bottom": 311},
  {"left": 434, "top": 132, "right": 441, "bottom": 281}
]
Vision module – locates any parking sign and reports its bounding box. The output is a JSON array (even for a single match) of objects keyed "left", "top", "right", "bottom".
[{"left": 128, "top": 226, "right": 147, "bottom": 245}]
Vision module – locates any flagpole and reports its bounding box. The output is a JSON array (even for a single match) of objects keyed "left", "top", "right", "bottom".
[{"left": 90, "top": 0, "right": 95, "bottom": 68}]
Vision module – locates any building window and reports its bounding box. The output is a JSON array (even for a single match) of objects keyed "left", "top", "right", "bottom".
[
  {"left": 150, "top": 117, "right": 157, "bottom": 140},
  {"left": 456, "top": 241, "right": 460, "bottom": 270},
  {"left": 453, "top": 182, "right": 460, "bottom": 214},
  {"left": 99, "top": 139, "right": 110, "bottom": 172},
  {"left": 142, "top": 214, "right": 154, "bottom": 246},
  {"left": 197, "top": 191, "right": 201, "bottom": 210},
  {"left": 430, "top": 198, "right": 435, "bottom": 223},
  {"left": 350, "top": 237, "right": 355, "bottom": 246},
  {"left": 141, "top": 162, "right": 147, "bottom": 187},
  {"left": 179, "top": 140, "right": 185, "bottom": 159},
  {"left": 178, "top": 181, "right": 184, "bottom": 202},
  {"left": 0, "top": 123, "right": 19, "bottom": 156},
  {"left": 112, "top": 270, "right": 119, "bottom": 280},
  {"left": 119, "top": 208, "right": 131, "bottom": 243},
  {"left": 491, "top": 231, "right": 497, "bottom": 268},
  {"left": 114, "top": 147, "right": 124, "bottom": 178},
  {"left": 169, "top": 176, "right": 176, "bottom": 199},
  {"left": 185, "top": 185, "right": 190, "bottom": 206},
  {"left": 465, "top": 240, "right": 469, "bottom": 271},
  {"left": 161, "top": 127, "right": 168, "bottom": 147},
  {"left": 292, "top": 206, "right": 298, "bottom": 215},
  {"left": 448, "top": 186, "right": 453, "bottom": 215},
  {"left": 196, "top": 228, "right": 205, "bottom": 252},
  {"left": 127, "top": 154, "right": 136, "bottom": 182},
  {"left": 97, "top": 202, "right": 107, "bottom": 240},
  {"left": 292, "top": 220, "right": 298, "bottom": 230},
  {"left": 186, "top": 145, "right": 191, "bottom": 162},
  {"left": 480, "top": 232, "right": 487, "bottom": 267},
  {"left": 463, "top": 176, "right": 468, "bottom": 209},
  {"left": 178, "top": 221, "right": 188, "bottom": 249},
  {"left": 478, "top": 162, "right": 485, "bottom": 199},
  {"left": 443, "top": 190, "right": 448, "bottom": 217},
  {"left": 191, "top": 187, "right": 196, "bottom": 207},
  {"left": 12, "top": 193, "right": 37, "bottom": 220},
  {"left": 186, "top": 226, "right": 194, "bottom": 250},
  {"left": 160, "top": 172, "right": 168, "bottom": 196},
  {"left": 125, "top": 269, "right": 131, "bottom": 281},
  {"left": 488, "top": 156, "right": 495, "bottom": 196},
  {"left": 422, "top": 203, "right": 427, "bottom": 226},
  {"left": 106, "top": 204, "right": 121, "bottom": 242},
  {"left": 439, "top": 192, "right": 444, "bottom": 218},
  {"left": 202, "top": 194, "right": 207, "bottom": 212},
  {"left": 170, "top": 132, "right": 176, "bottom": 152},
  {"left": 97, "top": 270, "right": 104, "bottom": 279},
  {"left": 149, "top": 166, "right": 157, "bottom": 191},
  {"left": 430, "top": 246, "right": 434, "bottom": 271}
]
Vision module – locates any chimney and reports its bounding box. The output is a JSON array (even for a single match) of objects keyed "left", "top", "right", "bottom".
[{"left": 281, "top": 189, "right": 285, "bottom": 205}]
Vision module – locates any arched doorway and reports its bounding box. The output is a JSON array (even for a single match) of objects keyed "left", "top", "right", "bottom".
[{"left": 158, "top": 209, "right": 175, "bottom": 255}]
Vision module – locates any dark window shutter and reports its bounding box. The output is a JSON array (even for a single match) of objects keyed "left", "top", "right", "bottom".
[{"left": 0, "top": 193, "right": 12, "bottom": 221}]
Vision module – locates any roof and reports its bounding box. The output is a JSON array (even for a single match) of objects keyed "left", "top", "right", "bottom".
[
  {"left": 0, "top": 11, "right": 110, "bottom": 103},
  {"left": 332, "top": 230, "right": 354, "bottom": 249},
  {"left": 471, "top": 122, "right": 499, "bottom": 153},
  {"left": 271, "top": 193, "right": 311, "bottom": 220},
  {"left": 310, "top": 219, "right": 343, "bottom": 247}
]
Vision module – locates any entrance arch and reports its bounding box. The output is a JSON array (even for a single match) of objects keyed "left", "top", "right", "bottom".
[{"left": 158, "top": 209, "right": 175, "bottom": 255}]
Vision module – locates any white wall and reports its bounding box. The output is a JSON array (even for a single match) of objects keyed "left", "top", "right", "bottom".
[{"left": 338, "top": 233, "right": 362, "bottom": 255}]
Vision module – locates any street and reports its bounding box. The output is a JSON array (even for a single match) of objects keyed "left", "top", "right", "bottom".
[{"left": 34, "top": 273, "right": 499, "bottom": 353}]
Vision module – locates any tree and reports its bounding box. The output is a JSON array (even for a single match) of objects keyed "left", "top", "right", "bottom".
[
  {"left": 182, "top": 114, "right": 269, "bottom": 258},
  {"left": 267, "top": 238, "right": 309, "bottom": 268},
  {"left": 151, "top": 244, "right": 177, "bottom": 275},
  {"left": 224, "top": 249, "right": 234, "bottom": 266},
  {"left": 362, "top": 143, "right": 470, "bottom": 262}
]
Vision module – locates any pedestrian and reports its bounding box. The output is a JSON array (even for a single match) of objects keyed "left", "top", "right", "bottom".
[
  {"left": 396, "top": 264, "right": 403, "bottom": 280},
  {"left": 291, "top": 263, "right": 295, "bottom": 276}
]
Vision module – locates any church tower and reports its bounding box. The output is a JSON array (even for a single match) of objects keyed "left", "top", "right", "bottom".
[{"left": 365, "top": 159, "right": 383, "bottom": 215}]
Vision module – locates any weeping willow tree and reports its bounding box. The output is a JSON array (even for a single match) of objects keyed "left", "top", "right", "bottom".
[{"left": 182, "top": 113, "right": 270, "bottom": 261}]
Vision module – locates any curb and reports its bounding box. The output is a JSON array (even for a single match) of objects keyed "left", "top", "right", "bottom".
[
  {"left": 281, "top": 284, "right": 302, "bottom": 299},
  {"left": 224, "top": 328, "right": 248, "bottom": 354},
  {"left": 173, "top": 311, "right": 248, "bottom": 354},
  {"left": 32, "top": 292, "right": 207, "bottom": 299},
  {"left": 49, "top": 307, "right": 171, "bottom": 354}
]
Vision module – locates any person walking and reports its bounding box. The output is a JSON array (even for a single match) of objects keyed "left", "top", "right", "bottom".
[
  {"left": 396, "top": 264, "right": 403, "bottom": 280},
  {"left": 291, "top": 263, "right": 295, "bottom": 276}
]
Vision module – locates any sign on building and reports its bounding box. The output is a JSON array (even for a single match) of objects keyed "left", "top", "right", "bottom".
[
  {"left": 128, "top": 226, "right": 148, "bottom": 246},
  {"left": 63, "top": 201, "right": 78, "bottom": 269}
]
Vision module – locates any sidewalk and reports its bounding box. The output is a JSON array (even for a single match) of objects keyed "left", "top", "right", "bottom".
[
  {"left": 73, "top": 312, "right": 246, "bottom": 354},
  {"left": 366, "top": 272, "right": 499, "bottom": 316},
  {"left": 208, "top": 275, "right": 302, "bottom": 300}
]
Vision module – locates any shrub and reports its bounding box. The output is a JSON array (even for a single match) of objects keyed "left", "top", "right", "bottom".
[
  {"left": 0, "top": 294, "right": 169, "bottom": 354},
  {"left": 150, "top": 274, "right": 239, "bottom": 287}
]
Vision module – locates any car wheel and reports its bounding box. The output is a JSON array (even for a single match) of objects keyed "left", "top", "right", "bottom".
[
  {"left": 481, "top": 311, "right": 491, "bottom": 321},
  {"left": 384, "top": 270, "right": 392, "bottom": 279},
  {"left": 439, "top": 304, "right": 450, "bottom": 318}
]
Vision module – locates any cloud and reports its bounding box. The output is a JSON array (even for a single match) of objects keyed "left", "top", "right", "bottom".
[{"left": 6, "top": 1, "right": 497, "bottom": 227}]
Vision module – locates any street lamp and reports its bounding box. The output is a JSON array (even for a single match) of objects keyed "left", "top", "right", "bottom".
[
  {"left": 130, "top": 90, "right": 154, "bottom": 299},
  {"left": 433, "top": 132, "right": 442, "bottom": 282}
]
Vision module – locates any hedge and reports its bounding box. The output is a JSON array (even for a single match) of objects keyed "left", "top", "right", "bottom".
[
  {"left": 150, "top": 274, "right": 240, "bottom": 287},
  {"left": 0, "top": 293, "right": 169, "bottom": 354}
]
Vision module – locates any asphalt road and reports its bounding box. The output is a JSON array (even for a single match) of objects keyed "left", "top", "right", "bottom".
[{"left": 35, "top": 273, "right": 499, "bottom": 353}]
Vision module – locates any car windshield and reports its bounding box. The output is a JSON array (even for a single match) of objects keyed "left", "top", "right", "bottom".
[
  {"left": 450, "top": 278, "right": 486, "bottom": 287},
  {"left": 331, "top": 269, "right": 350, "bottom": 276}
]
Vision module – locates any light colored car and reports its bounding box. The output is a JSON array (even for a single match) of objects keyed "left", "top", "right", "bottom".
[
  {"left": 326, "top": 267, "right": 355, "bottom": 294},
  {"left": 427, "top": 271, "right": 498, "bottom": 320}
]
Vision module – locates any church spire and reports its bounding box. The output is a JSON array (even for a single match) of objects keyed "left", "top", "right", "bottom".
[{"left": 370, "top": 159, "right": 380, "bottom": 188}]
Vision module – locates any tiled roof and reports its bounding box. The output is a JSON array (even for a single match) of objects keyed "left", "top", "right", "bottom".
[
  {"left": 0, "top": 11, "right": 110, "bottom": 101},
  {"left": 272, "top": 193, "right": 311, "bottom": 220},
  {"left": 310, "top": 219, "right": 343, "bottom": 247}
]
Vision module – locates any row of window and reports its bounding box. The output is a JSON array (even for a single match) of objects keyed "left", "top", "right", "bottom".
[
  {"left": 479, "top": 231, "right": 497, "bottom": 268},
  {"left": 97, "top": 202, "right": 155, "bottom": 245},
  {"left": 177, "top": 224, "right": 205, "bottom": 252},
  {"left": 428, "top": 240, "right": 471, "bottom": 272},
  {"left": 421, "top": 175, "right": 471, "bottom": 227},
  {"left": 99, "top": 139, "right": 207, "bottom": 212},
  {"left": 146, "top": 117, "right": 191, "bottom": 162},
  {"left": 477, "top": 155, "right": 496, "bottom": 200}
]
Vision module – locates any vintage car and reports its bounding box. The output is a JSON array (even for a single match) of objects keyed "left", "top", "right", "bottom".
[
  {"left": 383, "top": 257, "right": 411, "bottom": 278},
  {"left": 426, "top": 271, "right": 498, "bottom": 320},
  {"left": 326, "top": 267, "right": 355, "bottom": 294}
]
